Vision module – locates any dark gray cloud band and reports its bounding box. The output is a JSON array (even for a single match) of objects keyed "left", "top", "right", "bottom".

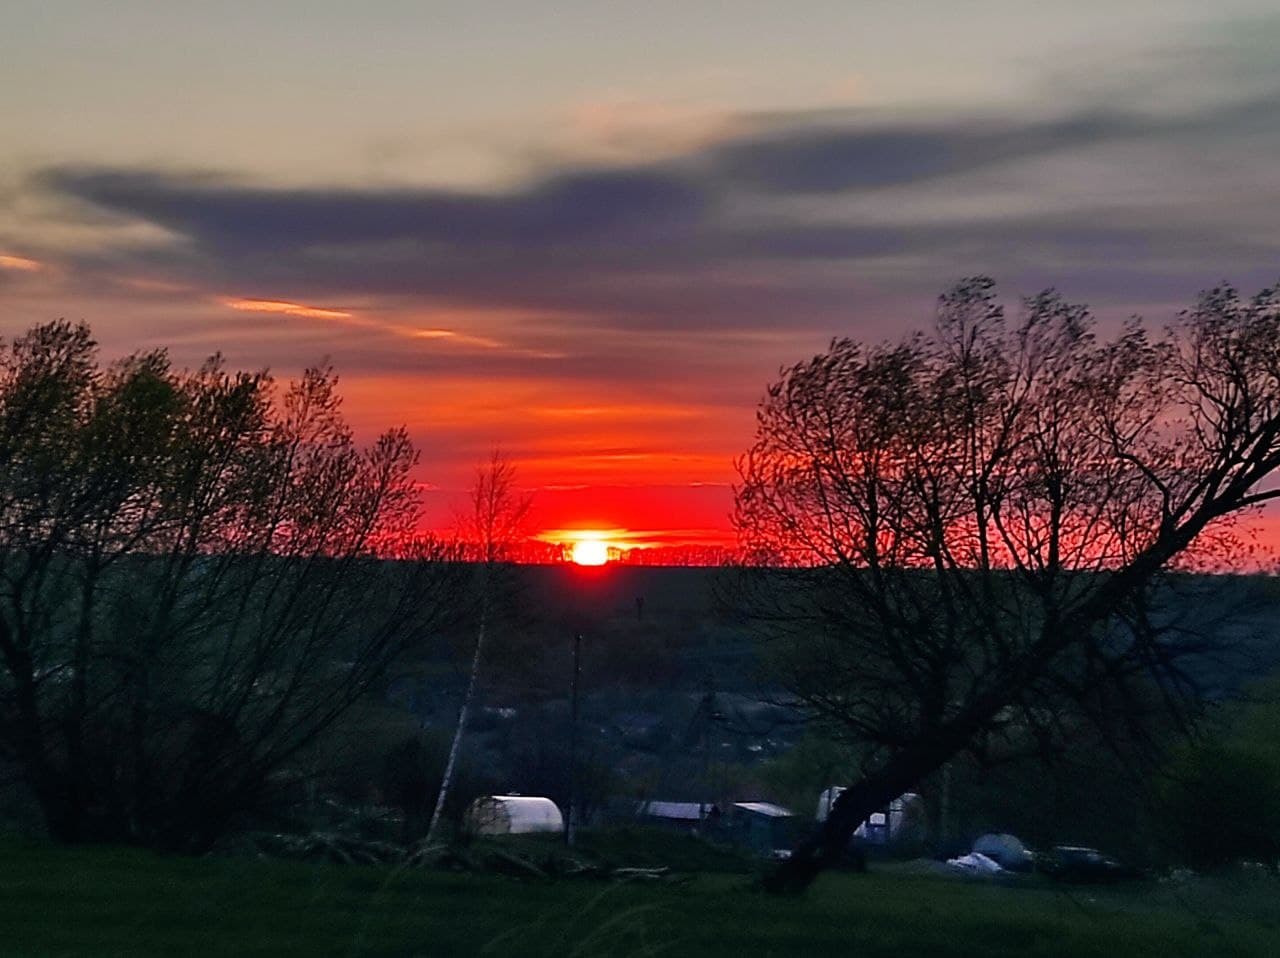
[{"left": 31, "top": 88, "right": 1280, "bottom": 337}]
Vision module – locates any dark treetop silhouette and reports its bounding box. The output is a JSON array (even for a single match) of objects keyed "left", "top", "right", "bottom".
[
  {"left": 0, "top": 322, "right": 460, "bottom": 851},
  {"left": 732, "top": 277, "right": 1280, "bottom": 891}
]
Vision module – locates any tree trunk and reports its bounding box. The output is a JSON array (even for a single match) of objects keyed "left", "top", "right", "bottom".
[
  {"left": 425, "top": 593, "right": 488, "bottom": 843},
  {"left": 764, "top": 732, "right": 972, "bottom": 892},
  {"left": 764, "top": 776, "right": 901, "bottom": 892}
]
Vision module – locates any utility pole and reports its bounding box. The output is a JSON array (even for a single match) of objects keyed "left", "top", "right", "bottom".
[{"left": 566, "top": 629, "right": 582, "bottom": 846}]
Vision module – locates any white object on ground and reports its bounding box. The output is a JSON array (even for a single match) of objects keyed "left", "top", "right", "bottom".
[{"left": 946, "top": 852, "right": 1004, "bottom": 875}]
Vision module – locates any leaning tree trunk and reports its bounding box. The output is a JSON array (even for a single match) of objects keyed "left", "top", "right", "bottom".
[
  {"left": 764, "top": 728, "right": 980, "bottom": 892},
  {"left": 764, "top": 769, "right": 916, "bottom": 893},
  {"left": 425, "top": 582, "right": 489, "bottom": 843}
]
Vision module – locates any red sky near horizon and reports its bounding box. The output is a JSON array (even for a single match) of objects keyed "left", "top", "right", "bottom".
[
  {"left": 325, "top": 334, "right": 757, "bottom": 553},
  {"left": 8, "top": 258, "right": 1280, "bottom": 564},
  {"left": 4, "top": 3, "right": 1280, "bottom": 561}
]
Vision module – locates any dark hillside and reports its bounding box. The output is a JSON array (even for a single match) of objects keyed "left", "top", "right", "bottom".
[{"left": 374, "top": 567, "right": 1280, "bottom": 848}]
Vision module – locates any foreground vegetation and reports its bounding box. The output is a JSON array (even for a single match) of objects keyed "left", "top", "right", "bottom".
[{"left": 2, "top": 836, "right": 1277, "bottom": 957}]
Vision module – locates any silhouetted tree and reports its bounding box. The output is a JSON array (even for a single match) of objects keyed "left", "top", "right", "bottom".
[
  {"left": 732, "top": 278, "right": 1280, "bottom": 890},
  {"left": 0, "top": 322, "right": 460, "bottom": 851},
  {"left": 425, "top": 450, "right": 531, "bottom": 842}
]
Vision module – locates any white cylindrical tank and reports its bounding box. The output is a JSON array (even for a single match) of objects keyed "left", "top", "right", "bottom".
[{"left": 464, "top": 795, "right": 564, "bottom": 835}]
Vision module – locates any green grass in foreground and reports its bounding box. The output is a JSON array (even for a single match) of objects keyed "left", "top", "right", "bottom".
[{"left": 1, "top": 836, "right": 1277, "bottom": 957}]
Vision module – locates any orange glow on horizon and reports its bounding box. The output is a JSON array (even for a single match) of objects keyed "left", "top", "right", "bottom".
[
  {"left": 331, "top": 369, "right": 744, "bottom": 558},
  {"left": 337, "top": 375, "right": 744, "bottom": 500}
]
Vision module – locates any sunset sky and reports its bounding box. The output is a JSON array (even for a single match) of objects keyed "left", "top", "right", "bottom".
[{"left": 4, "top": 2, "right": 1280, "bottom": 553}]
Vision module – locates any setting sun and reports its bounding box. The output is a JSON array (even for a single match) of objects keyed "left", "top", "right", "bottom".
[{"left": 570, "top": 538, "right": 609, "bottom": 566}]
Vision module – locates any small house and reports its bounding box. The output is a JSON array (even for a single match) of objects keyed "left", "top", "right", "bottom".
[
  {"left": 636, "top": 801, "right": 721, "bottom": 832},
  {"left": 728, "top": 801, "right": 799, "bottom": 854}
]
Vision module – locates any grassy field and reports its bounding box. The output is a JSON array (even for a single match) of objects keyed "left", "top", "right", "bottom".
[{"left": 1, "top": 836, "right": 1277, "bottom": 957}]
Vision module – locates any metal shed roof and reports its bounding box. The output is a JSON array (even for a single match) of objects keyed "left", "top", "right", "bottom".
[{"left": 732, "top": 802, "right": 795, "bottom": 818}]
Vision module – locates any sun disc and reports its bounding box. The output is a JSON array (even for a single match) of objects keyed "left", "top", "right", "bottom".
[{"left": 571, "top": 539, "right": 609, "bottom": 566}]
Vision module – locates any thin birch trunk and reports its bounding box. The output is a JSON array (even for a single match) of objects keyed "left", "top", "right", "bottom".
[
  {"left": 425, "top": 578, "right": 488, "bottom": 843},
  {"left": 426, "top": 450, "right": 528, "bottom": 843}
]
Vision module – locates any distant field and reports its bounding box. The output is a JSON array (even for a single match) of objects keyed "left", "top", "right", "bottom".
[{"left": 2, "top": 837, "right": 1277, "bottom": 957}]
